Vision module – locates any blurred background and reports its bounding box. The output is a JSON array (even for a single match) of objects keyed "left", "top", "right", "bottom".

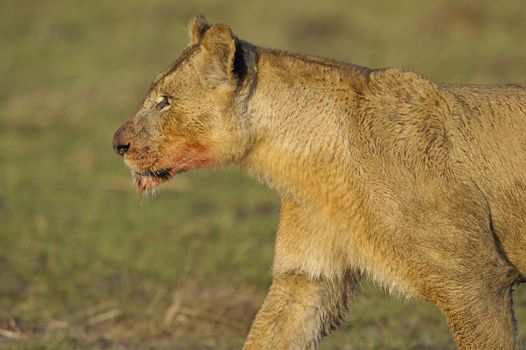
[{"left": 1, "top": 0, "right": 525, "bottom": 349}]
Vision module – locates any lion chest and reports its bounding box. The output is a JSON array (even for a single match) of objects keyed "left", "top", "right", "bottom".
[{"left": 273, "top": 205, "right": 414, "bottom": 296}]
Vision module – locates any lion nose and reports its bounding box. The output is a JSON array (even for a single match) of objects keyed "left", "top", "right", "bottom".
[{"left": 113, "top": 123, "right": 131, "bottom": 156}]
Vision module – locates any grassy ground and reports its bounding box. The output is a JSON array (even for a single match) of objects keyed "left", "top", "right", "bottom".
[{"left": 1, "top": 0, "right": 525, "bottom": 349}]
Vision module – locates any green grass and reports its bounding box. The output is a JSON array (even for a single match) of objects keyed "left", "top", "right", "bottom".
[{"left": 1, "top": 0, "right": 526, "bottom": 349}]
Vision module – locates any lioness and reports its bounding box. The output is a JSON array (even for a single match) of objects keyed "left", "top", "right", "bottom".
[{"left": 113, "top": 16, "right": 526, "bottom": 349}]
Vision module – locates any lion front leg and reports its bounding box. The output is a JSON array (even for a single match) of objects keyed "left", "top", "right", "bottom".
[
  {"left": 243, "top": 271, "right": 359, "bottom": 350},
  {"left": 242, "top": 199, "right": 360, "bottom": 349}
]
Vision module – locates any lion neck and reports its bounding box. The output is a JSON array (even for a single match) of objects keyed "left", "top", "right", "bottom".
[{"left": 239, "top": 47, "right": 368, "bottom": 217}]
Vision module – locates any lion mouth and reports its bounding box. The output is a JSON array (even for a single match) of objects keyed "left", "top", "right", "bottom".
[
  {"left": 133, "top": 167, "right": 174, "bottom": 192},
  {"left": 136, "top": 168, "right": 172, "bottom": 180}
]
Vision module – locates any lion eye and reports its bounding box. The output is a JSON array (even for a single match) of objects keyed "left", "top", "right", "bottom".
[{"left": 155, "top": 96, "right": 170, "bottom": 111}]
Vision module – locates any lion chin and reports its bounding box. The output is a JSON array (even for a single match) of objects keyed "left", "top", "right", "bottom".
[{"left": 133, "top": 168, "right": 173, "bottom": 192}]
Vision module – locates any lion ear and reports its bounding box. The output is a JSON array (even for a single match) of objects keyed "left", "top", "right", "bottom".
[
  {"left": 188, "top": 15, "right": 210, "bottom": 45},
  {"left": 197, "top": 24, "right": 237, "bottom": 87}
]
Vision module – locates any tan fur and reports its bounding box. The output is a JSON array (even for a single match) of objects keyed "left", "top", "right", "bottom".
[{"left": 113, "top": 17, "right": 526, "bottom": 349}]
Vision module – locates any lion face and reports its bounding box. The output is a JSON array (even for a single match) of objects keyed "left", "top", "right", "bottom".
[{"left": 113, "top": 17, "right": 251, "bottom": 191}]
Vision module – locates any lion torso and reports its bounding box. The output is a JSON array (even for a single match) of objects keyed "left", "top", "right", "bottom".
[{"left": 243, "top": 51, "right": 526, "bottom": 290}]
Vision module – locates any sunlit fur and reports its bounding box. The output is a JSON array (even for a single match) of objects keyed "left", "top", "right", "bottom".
[{"left": 113, "top": 16, "right": 526, "bottom": 349}]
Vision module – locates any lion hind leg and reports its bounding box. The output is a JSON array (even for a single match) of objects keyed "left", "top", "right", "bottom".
[{"left": 442, "top": 286, "right": 518, "bottom": 349}]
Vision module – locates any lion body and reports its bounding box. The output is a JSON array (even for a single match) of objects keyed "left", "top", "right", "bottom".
[{"left": 114, "top": 17, "right": 526, "bottom": 349}]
